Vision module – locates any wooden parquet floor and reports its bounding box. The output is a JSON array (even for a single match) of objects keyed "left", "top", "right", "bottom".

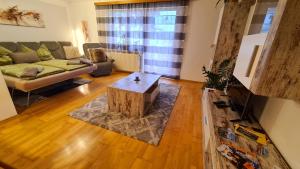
[{"left": 0, "top": 72, "right": 204, "bottom": 169}]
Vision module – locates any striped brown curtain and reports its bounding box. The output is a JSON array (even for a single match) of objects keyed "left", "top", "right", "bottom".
[{"left": 95, "top": 1, "right": 188, "bottom": 79}]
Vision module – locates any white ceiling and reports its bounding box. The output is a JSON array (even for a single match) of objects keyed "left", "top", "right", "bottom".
[{"left": 39, "top": 0, "right": 97, "bottom": 7}]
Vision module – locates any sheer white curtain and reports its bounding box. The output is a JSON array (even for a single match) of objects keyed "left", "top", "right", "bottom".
[{"left": 95, "top": 1, "right": 188, "bottom": 79}]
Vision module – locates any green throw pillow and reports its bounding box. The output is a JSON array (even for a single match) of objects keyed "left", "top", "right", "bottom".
[
  {"left": 20, "top": 44, "right": 35, "bottom": 53},
  {"left": 0, "top": 55, "right": 13, "bottom": 66},
  {"left": 36, "top": 44, "right": 55, "bottom": 61},
  {"left": 0, "top": 46, "right": 12, "bottom": 56}
]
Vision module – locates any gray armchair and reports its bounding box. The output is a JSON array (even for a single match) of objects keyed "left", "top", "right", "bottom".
[{"left": 83, "top": 43, "right": 113, "bottom": 76}]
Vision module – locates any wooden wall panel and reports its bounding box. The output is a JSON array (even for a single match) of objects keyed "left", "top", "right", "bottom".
[
  {"left": 212, "top": 0, "right": 255, "bottom": 72},
  {"left": 250, "top": 0, "right": 300, "bottom": 99}
]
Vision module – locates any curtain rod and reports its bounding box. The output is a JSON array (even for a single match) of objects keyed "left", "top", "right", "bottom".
[{"left": 94, "top": 0, "right": 175, "bottom": 6}]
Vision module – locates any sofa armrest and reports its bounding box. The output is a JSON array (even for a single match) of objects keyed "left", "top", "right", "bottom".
[
  {"left": 95, "top": 61, "right": 112, "bottom": 67},
  {"left": 91, "top": 61, "right": 113, "bottom": 76}
]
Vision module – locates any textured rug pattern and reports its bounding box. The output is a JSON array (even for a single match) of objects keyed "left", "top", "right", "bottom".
[{"left": 69, "top": 83, "right": 180, "bottom": 145}]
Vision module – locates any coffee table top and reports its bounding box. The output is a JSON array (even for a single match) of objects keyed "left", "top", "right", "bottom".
[{"left": 109, "top": 72, "right": 161, "bottom": 93}]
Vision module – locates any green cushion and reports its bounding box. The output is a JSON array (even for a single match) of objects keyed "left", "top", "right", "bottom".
[
  {"left": 0, "top": 55, "right": 13, "bottom": 66},
  {"left": 20, "top": 44, "right": 35, "bottom": 53},
  {"left": 36, "top": 59, "right": 87, "bottom": 71},
  {"left": 0, "top": 46, "right": 13, "bottom": 56},
  {"left": 0, "top": 63, "right": 65, "bottom": 80},
  {"left": 36, "top": 44, "right": 55, "bottom": 61}
]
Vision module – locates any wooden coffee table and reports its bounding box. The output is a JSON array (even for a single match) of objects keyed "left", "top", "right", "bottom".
[{"left": 107, "top": 72, "right": 161, "bottom": 117}]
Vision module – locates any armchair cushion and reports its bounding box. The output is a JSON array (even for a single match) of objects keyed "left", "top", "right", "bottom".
[
  {"left": 88, "top": 48, "right": 107, "bottom": 63},
  {"left": 83, "top": 43, "right": 105, "bottom": 58},
  {"left": 82, "top": 43, "right": 113, "bottom": 76}
]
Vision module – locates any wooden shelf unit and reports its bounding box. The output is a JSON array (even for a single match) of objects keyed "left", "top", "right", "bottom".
[
  {"left": 233, "top": 0, "right": 300, "bottom": 100},
  {"left": 202, "top": 89, "right": 290, "bottom": 169}
]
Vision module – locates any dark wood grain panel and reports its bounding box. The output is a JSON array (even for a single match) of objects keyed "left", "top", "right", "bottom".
[
  {"left": 212, "top": 0, "right": 255, "bottom": 72},
  {"left": 250, "top": 0, "right": 300, "bottom": 100}
]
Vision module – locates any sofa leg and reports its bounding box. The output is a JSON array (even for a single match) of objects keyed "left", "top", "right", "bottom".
[{"left": 27, "top": 92, "right": 31, "bottom": 106}]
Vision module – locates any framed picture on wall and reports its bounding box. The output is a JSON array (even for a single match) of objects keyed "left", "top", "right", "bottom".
[{"left": 0, "top": 5, "right": 45, "bottom": 28}]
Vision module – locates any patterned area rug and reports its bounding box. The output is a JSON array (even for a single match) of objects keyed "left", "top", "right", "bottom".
[{"left": 69, "top": 83, "right": 180, "bottom": 145}]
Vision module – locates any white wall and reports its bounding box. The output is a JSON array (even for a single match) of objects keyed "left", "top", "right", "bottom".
[
  {"left": 255, "top": 98, "right": 300, "bottom": 168},
  {"left": 180, "top": 0, "right": 221, "bottom": 82},
  {"left": 66, "top": 0, "right": 98, "bottom": 53},
  {"left": 0, "top": 0, "right": 73, "bottom": 42},
  {"left": 66, "top": 0, "right": 221, "bottom": 82},
  {"left": 67, "top": 0, "right": 98, "bottom": 43}
]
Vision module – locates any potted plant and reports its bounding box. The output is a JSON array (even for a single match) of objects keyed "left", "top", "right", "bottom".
[{"left": 202, "top": 59, "right": 239, "bottom": 93}]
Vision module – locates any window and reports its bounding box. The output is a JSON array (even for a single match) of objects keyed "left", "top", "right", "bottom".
[
  {"left": 261, "top": 7, "right": 276, "bottom": 33},
  {"left": 96, "top": 1, "right": 187, "bottom": 78}
]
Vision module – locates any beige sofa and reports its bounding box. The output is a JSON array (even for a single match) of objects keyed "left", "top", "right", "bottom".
[{"left": 4, "top": 66, "right": 96, "bottom": 92}]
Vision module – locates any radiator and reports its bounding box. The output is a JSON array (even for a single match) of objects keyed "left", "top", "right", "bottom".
[{"left": 107, "top": 52, "right": 140, "bottom": 72}]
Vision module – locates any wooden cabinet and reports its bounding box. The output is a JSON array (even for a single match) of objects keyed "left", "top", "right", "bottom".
[
  {"left": 107, "top": 72, "right": 161, "bottom": 117},
  {"left": 202, "top": 89, "right": 290, "bottom": 169},
  {"left": 233, "top": 0, "right": 300, "bottom": 100}
]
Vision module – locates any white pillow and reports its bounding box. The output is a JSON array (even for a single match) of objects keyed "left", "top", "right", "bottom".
[{"left": 63, "top": 46, "right": 81, "bottom": 59}]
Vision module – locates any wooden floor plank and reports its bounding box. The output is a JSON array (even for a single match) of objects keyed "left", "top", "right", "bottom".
[{"left": 0, "top": 72, "right": 204, "bottom": 169}]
